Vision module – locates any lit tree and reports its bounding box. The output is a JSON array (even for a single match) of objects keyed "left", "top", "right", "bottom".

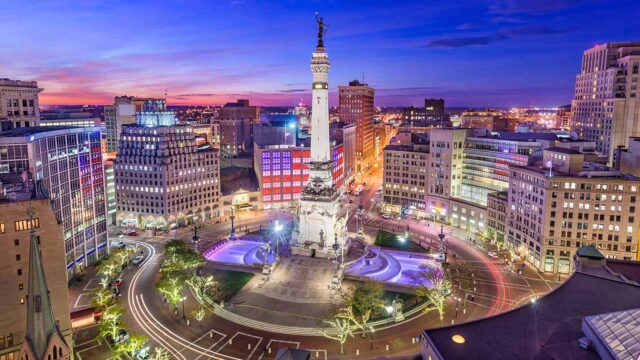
[
  {"left": 322, "top": 312, "right": 355, "bottom": 355},
  {"left": 449, "top": 261, "right": 473, "bottom": 309},
  {"left": 190, "top": 306, "right": 209, "bottom": 322},
  {"left": 113, "top": 333, "right": 148, "bottom": 358},
  {"left": 150, "top": 347, "right": 171, "bottom": 360},
  {"left": 97, "top": 262, "right": 117, "bottom": 280},
  {"left": 413, "top": 266, "right": 452, "bottom": 324},
  {"left": 186, "top": 274, "right": 218, "bottom": 305},
  {"left": 156, "top": 273, "right": 184, "bottom": 305},
  {"left": 98, "top": 302, "right": 127, "bottom": 341},
  {"left": 92, "top": 287, "right": 115, "bottom": 308},
  {"left": 340, "top": 280, "right": 384, "bottom": 336}
]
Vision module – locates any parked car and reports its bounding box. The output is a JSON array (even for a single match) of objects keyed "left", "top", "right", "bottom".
[
  {"left": 111, "top": 241, "right": 126, "bottom": 249},
  {"left": 106, "top": 329, "right": 129, "bottom": 345},
  {"left": 127, "top": 231, "right": 138, "bottom": 236},
  {"left": 111, "top": 278, "right": 123, "bottom": 288},
  {"left": 488, "top": 251, "right": 498, "bottom": 259},
  {"left": 132, "top": 255, "right": 145, "bottom": 266},
  {"left": 382, "top": 213, "right": 392, "bottom": 219}
]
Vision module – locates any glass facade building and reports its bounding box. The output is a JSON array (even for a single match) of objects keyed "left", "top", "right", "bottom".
[{"left": 0, "top": 126, "right": 107, "bottom": 277}]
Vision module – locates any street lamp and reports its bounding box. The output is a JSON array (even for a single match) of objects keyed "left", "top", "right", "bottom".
[
  {"left": 273, "top": 220, "right": 283, "bottom": 258},
  {"left": 455, "top": 296, "right": 461, "bottom": 318},
  {"left": 181, "top": 296, "right": 187, "bottom": 320},
  {"left": 369, "top": 326, "right": 374, "bottom": 350}
]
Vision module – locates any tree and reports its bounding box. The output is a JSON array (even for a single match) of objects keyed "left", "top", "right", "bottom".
[
  {"left": 321, "top": 310, "right": 355, "bottom": 355},
  {"left": 190, "top": 306, "right": 209, "bottom": 322},
  {"left": 92, "top": 287, "right": 115, "bottom": 308},
  {"left": 98, "top": 302, "right": 126, "bottom": 341},
  {"left": 412, "top": 266, "right": 452, "bottom": 324},
  {"left": 341, "top": 280, "right": 384, "bottom": 336},
  {"left": 450, "top": 261, "right": 473, "bottom": 309},
  {"left": 150, "top": 347, "right": 171, "bottom": 360},
  {"left": 113, "top": 333, "right": 148, "bottom": 358},
  {"left": 186, "top": 274, "right": 218, "bottom": 305},
  {"left": 156, "top": 273, "right": 184, "bottom": 305},
  {"left": 97, "top": 261, "right": 117, "bottom": 280}
]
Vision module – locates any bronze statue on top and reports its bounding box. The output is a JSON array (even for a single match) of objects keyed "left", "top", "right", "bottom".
[{"left": 315, "top": 13, "right": 328, "bottom": 48}]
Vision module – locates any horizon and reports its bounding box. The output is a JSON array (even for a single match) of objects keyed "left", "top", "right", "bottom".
[{"left": 2, "top": 1, "right": 639, "bottom": 108}]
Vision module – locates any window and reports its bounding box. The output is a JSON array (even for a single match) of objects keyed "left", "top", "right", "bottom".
[
  {"left": 0, "top": 223, "right": 4, "bottom": 234},
  {"left": 14, "top": 239, "right": 19, "bottom": 246},
  {"left": 14, "top": 218, "right": 39, "bottom": 231}
]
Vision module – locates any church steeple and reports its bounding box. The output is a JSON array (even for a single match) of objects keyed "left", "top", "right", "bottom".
[{"left": 19, "top": 204, "right": 70, "bottom": 360}]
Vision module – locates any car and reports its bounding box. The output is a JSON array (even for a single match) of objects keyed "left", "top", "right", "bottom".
[
  {"left": 348, "top": 199, "right": 353, "bottom": 204},
  {"left": 127, "top": 231, "right": 138, "bottom": 236},
  {"left": 488, "top": 251, "right": 498, "bottom": 259},
  {"left": 353, "top": 191, "right": 360, "bottom": 196},
  {"left": 132, "top": 255, "right": 145, "bottom": 266},
  {"left": 111, "top": 241, "right": 126, "bottom": 249},
  {"left": 382, "top": 213, "right": 392, "bottom": 219},
  {"left": 436, "top": 252, "right": 446, "bottom": 262},
  {"left": 106, "top": 329, "right": 129, "bottom": 345},
  {"left": 111, "top": 278, "right": 123, "bottom": 288}
]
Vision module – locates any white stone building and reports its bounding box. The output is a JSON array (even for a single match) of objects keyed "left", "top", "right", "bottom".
[
  {"left": 0, "top": 78, "right": 42, "bottom": 132},
  {"left": 115, "top": 114, "right": 220, "bottom": 230},
  {"left": 570, "top": 42, "right": 640, "bottom": 164}
]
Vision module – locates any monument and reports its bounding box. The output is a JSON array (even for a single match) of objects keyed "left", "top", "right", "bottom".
[{"left": 292, "top": 15, "right": 349, "bottom": 258}]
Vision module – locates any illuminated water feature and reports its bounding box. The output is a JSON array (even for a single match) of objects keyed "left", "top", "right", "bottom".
[
  {"left": 204, "top": 238, "right": 276, "bottom": 266},
  {"left": 345, "top": 248, "right": 439, "bottom": 286}
]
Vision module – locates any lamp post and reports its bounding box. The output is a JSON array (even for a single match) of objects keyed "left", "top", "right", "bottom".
[
  {"left": 229, "top": 206, "right": 237, "bottom": 241},
  {"left": 455, "top": 296, "right": 460, "bottom": 318},
  {"left": 181, "top": 296, "right": 187, "bottom": 320},
  {"left": 369, "top": 326, "right": 374, "bottom": 350},
  {"left": 274, "top": 220, "right": 283, "bottom": 259}
]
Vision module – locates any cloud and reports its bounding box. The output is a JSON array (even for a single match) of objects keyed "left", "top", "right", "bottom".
[
  {"left": 488, "top": 0, "right": 581, "bottom": 15},
  {"left": 174, "top": 93, "right": 218, "bottom": 97},
  {"left": 424, "top": 24, "right": 571, "bottom": 48},
  {"left": 424, "top": 34, "right": 508, "bottom": 48},
  {"left": 278, "top": 89, "right": 306, "bottom": 93}
]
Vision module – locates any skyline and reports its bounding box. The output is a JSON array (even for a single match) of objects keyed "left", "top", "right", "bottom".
[{"left": 1, "top": 0, "right": 639, "bottom": 107}]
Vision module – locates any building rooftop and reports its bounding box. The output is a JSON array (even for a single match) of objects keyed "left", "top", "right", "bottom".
[
  {"left": 545, "top": 146, "right": 583, "bottom": 155},
  {"left": 513, "top": 164, "right": 640, "bottom": 181},
  {"left": 0, "top": 126, "right": 80, "bottom": 137},
  {"left": 220, "top": 166, "right": 259, "bottom": 195},
  {"left": 422, "top": 270, "right": 640, "bottom": 360}
]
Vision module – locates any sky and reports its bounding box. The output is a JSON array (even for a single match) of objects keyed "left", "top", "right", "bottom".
[{"left": 1, "top": 0, "right": 639, "bottom": 108}]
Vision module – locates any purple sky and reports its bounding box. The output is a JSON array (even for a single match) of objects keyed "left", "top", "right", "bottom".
[{"left": 1, "top": 0, "right": 638, "bottom": 107}]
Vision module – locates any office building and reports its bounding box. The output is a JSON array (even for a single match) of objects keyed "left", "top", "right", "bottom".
[
  {"left": 460, "top": 110, "right": 501, "bottom": 129},
  {"left": 570, "top": 42, "right": 640, "bottom": 164},
  {"left": 0, "top": 186, "right": 72, "bottom": 360},
  {"left": 425, "top": 98, "right": 445, "bottom": 117},
  {"left": 105, "top": 97, "right": 167, "bottom": 153},
  {"left": 104, "top": 157, "right": 117, "bottom": 225},
  {"left": 330, "top": 122, "right": 356, "bottom": 184},
  {"left": 218, "top": 99, "right": 260, "bottom": 158},
  {"left": 104, "top": 96, "right": 135, "bottom": 153},
  {"left": 0, "top": 79, "right": 42, "bottom": 132},
  {"left": 0, "top": 126, "right": 107, "bottom": 277},
  {"left": 254, "top": 123, "right": 345, "bottom": 210},
  {"left": 507, "top": 148, "right": 639, "bottom": 273},
  {"left": 486, "top": 191, "right": 508, "bottom": 247},
  {"left": 40, "top": 110, "right": 100, "bottom": 128},
  {"left": 382, "top": 132, "right": 429, "bottom": 215},
  {"left": 339, "top": 80, "right": 375, "bottom": 172},
  {"left": 115, "top": 112, "right": 220, "bottom": 230}
]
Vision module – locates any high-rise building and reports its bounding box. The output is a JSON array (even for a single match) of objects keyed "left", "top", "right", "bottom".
[
  {"left": 254, "top": 122, "right": 345, "bottom": 210},
  {"left": 382, "top": 131, "right": 429, "bottom": 215},
  {"left": 570, "top": 42, "right": 640, "bottom": 164},
  {"left": 330, "top": 122, "right": 356, "bottom": 184},
  {"left": 425, "top": 98, "right": 445, "bottom": 117},
  {"left": 218, "top": 99, "right": 260, "bottom": 158},
  {"left": 115, "top": 112, "right": 221, "bottom": 230},
  {"left": 507, "top": 148, "right": 640, "bottom": 273},
  {"left": 0, "top": 185, "right": 72, "bottom": 360},
  {"left": 0, "top": 126, "right": 107, "bottom": 277},
  {"left": 460, "top": 110, "right": 501, "bottom": 129},
  {"left": 339, "top": 80, "right": 374, "bottom": 173},
  {"left": 104, "top": 97, "right": 168, "bottom": 153},
  {"left": 104, "top": 96, "right": 135, "bottom": 153},
  {"left": 0, "top": 78, "right": 43, "bottom": 132}
]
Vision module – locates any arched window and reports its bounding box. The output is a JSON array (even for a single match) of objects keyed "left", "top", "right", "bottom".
[
  {"left": 59, "top": 347, "right": 63, "bottom": 357},
  {"left": 53, "top": 345, "right": 57, "bottom": 359}
]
